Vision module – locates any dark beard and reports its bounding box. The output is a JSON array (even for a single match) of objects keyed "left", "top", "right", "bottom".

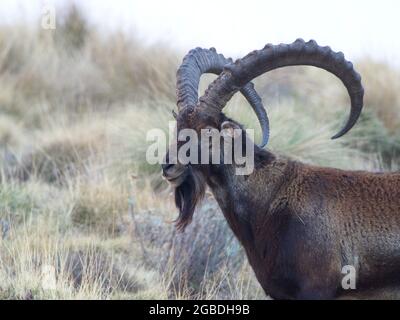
[{"left": 174, "top": 167, "right": 206, "bottom": 231}]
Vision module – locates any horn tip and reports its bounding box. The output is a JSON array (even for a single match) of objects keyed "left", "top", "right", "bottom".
[
  {"left": 331, "top": 130, "right": 347, "bottom": 140},
  {"left": 259, "top": 134, "right": 270, "bottom": 148}
]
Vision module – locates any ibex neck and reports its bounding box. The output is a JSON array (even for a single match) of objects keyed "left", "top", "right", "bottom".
[{"left": 206, "top": 149, "right": 295, "bottom": 244}]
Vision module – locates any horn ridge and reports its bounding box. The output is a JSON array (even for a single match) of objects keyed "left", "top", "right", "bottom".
[
  {"left": 200, "top": 39, "right": 364, "bottom": 139},
  {"left": 176, "top": 47, "right": 271, "bottom": 146}
]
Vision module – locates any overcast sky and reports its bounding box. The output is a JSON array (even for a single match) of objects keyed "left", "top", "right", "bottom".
[{"left": 1, "top": 0, "right": 399, "bottom": 65}]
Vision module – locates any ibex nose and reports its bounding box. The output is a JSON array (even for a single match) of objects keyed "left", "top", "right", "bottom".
[{"left": 162, "top": 152, "right": 177, "bottom": 173}]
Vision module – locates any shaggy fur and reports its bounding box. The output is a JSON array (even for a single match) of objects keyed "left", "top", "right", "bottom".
[{"left": 174, "top": 167, "right": 206, "bottom": 231}]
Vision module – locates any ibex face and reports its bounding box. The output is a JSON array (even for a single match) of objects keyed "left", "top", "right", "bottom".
[{"left": 162, "top": 105, "right": 254, "bottom": 230}]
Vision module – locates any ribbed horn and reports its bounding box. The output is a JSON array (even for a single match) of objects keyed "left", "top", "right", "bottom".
[
  {"left": 199, "top": 39, "right": 364, "bottom": 140},
  {"left": 176, "top": 47, "right": 270, "bottom": 147}
]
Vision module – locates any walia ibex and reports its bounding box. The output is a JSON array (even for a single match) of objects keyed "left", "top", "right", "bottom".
[{"left": 161, "top": 39, "right": 400, "bottom": 299}]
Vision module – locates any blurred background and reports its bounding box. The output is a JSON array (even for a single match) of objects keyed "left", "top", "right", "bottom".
[{"left": 0, "top": 0, "right": 399, "bottom": 299}]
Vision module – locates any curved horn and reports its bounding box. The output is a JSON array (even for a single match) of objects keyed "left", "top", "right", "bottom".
[
  {"left": 176, "top": 48, "right": 270, "bottom": 147},
  {"left": 200, "top": 39, "right": 364, "bottom": 139},
  {"left": 241, "top": 82, "right": 270, "bottom": 147}
]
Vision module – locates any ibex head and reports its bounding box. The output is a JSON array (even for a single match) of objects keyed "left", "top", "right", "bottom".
[{"left": 162, "top": 39, "right": 364, "bottom": 231}]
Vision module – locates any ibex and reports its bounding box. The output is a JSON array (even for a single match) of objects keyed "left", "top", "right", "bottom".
[{"left": 162, "top": 39, "right": 400, "bottom": 299}]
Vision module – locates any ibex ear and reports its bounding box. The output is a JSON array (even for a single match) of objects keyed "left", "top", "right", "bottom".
[
  {"left": 221, "top": 121, "right": 241, "bottom": 139},
  {"left": 172, "top": 110, "right": 178, "bottom": 120}
]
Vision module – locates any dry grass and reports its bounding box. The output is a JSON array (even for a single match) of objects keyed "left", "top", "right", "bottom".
[
  {"left": 0, "top": 5, "right": 399, "bottom": 300},
  {"left": 70, "top": 178, "right": 129, "bottom": 235}
]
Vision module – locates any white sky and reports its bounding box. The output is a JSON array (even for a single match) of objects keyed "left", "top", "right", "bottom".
[{"left": 0, "top": 0, "right": 399, "bottom": 64}]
